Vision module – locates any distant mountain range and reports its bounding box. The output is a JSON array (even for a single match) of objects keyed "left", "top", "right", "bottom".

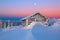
[{"left": 0, "top": 16, "right": 24, "bottom": 21}]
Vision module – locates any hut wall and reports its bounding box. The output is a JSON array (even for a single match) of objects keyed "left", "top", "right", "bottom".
[
  {"left": 31, "top": 14, "right": 46, "bottom": 22},
  {"left": 0, "top": 21, "right": 2, "bottom": 28},
  {"left": 28, "top": 18, "right": 35, "bottom": 25},
  {"left": 22, "top": 13, "right": 48, "bottom": 26},
  {"left": 22, "top": 19, "right": 26, "bottom": 26}
]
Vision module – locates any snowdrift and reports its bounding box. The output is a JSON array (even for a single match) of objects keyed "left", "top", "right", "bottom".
[
  {"left": 0, "top": 19, "right": 60, "bottom": 40},
  {"left": 32, "top": 22, "right": 60, "bottom": 40}
]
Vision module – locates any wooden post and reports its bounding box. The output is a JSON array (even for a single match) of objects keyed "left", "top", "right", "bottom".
[
  {"left": 26, "top": 19, "right": 28, "bottom": 26},
  {"left": 7, "top": 20, "right": 10, "bottom": 28},
  {"left": 0, "top": 20, "right": 2, "bottom": 28},
  {"left": 4, "top": 22, "right": 6, "bottom": 28},
  {"left": 11, "top": 22, "right": 13, "bottom": 26},
  {"left": 35, "top": 18, "right": 36, "bottom": 22}
]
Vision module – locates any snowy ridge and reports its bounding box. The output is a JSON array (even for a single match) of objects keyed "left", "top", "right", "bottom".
[
  {"left": 25, "top": 22, "right": 36, "bottom": 30},
  {"left": 24, "top": 22, "right": 48, "bottom": 30},
  {"left": 2, "top": 22, "right": 48, "bottom": 32},
  {"left": 50, "top": 19, "right": 60, "bottom": 26},
  {"left": 0, "top": 18, "right": 60, "bottom": 40},
  {"left": 2, "top": 18, "right": 60, "bottom": 31},
  {"left": 2, "top": 26, "right": 23, "bottom": 32}
]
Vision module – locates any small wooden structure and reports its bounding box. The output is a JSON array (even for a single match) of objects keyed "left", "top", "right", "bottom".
[
  {"left": 0, "top": 20, "right": 2, "bottom": 28},
  {"left": 21, "top": 12, "right": 49, "bottom": 26}
]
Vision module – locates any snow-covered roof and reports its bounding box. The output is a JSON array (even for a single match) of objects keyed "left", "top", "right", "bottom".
[{"left": 21, "top": 12, "right": 46, "bottom": 20}]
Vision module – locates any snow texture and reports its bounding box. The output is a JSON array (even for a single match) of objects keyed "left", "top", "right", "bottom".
[{"left": 0, "top": 19, "right": 60, "bottom": 40}]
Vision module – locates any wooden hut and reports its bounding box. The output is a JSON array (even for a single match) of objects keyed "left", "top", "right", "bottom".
[{"left": 21, "top": 12, "right": 49, "bottom": 26}]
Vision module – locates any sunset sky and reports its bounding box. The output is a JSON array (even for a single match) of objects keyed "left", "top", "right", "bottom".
[{"left": 0, "top": 0, "right": 60, "bottom": 18}]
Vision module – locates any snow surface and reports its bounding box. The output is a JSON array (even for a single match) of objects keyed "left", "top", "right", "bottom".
[
  {"left": 32, "top": 22, "right": 60, "bottom": 40},
  {"left": 0, "top": 19, "right": 60, "bottom": 40},
  {"left": 48, "top": 18, "right": 56, "bottom": 26},
  {"left": 24, "top": 22, "right": 36, "bottom": 30}
]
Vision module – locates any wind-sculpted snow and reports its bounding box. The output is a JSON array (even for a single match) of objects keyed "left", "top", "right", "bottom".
[
  {"left": 32, "top": 22, "right": 60, "bottom": 40},
  {"left": 48, "top": 18, "right": 56, "bottom": 26},
  {"left": 0, "top": 20, "right": 60, "bottom": 40}
]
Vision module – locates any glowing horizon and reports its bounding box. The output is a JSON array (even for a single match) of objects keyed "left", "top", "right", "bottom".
[{"left": 0, "top": 0, "right": 60, "bottom": 18}]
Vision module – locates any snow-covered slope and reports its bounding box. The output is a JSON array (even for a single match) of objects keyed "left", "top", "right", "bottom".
[
  {"left": 24, "top": 22, "right": 47, "bottom": 30},
  {"left": 0, "top": 19, "right": 60, "bottom": 40},
  {"left": 32, "top": 22, "right": 60, "bottom": 40},
  {"left": 24, "top": 22, "right": 36, "bottom": 30},
  {"left": 48, "top": 18, "right": 56, "bottom": 26}
]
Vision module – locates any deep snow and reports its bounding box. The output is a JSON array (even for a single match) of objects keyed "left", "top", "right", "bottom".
[
  {"left": 0, "top": 19, "right": 60, "bottom": 40},
  {"left": 32, "top": 22, "right": 60, "bottom": 40}
]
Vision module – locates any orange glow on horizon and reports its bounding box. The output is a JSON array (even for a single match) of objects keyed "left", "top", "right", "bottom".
[{"left": 1, "top": 7, "right": 60, "bottom": 18}]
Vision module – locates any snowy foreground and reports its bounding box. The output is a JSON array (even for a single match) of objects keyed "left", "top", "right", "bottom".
[{"left": 0, "top": 21, "right": 60, "bottom": 40}]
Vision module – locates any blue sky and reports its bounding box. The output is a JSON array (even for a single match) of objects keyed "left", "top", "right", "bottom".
[{"left": 0, "top": 0, "right": 60, "bottom": 18}]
